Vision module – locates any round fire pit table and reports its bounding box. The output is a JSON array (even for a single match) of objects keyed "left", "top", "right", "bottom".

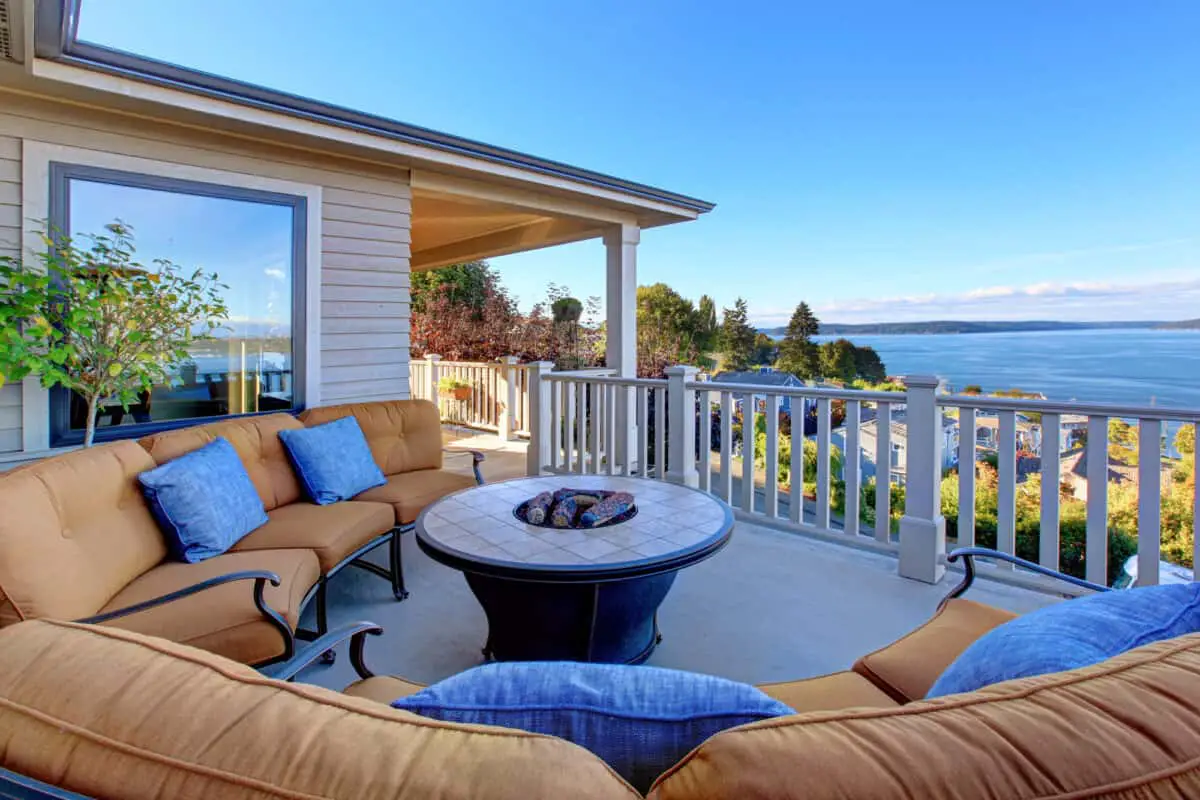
[{"left": 416, "top": 475, "right": 733, "bottom": 664}]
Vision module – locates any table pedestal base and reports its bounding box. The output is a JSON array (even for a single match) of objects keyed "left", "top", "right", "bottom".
[{"left": 464, "top": 571, "right": 677, "bottom": 664}]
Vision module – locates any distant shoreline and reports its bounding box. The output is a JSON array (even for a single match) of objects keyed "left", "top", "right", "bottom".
[{"left": 760, "top": 319, "right": 1200, "bottom": 337}]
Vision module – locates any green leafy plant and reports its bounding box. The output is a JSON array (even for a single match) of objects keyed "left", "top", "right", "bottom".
[
  {"left": 437, "top": 375, "right": 471, "bottom": 393},
  {"left": 0, "top": 222, "right": 229, "bottom": 447}
]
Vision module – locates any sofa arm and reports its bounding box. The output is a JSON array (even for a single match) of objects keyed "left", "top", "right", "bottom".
[
  {"left": 943, "top": 547, "right": 1110, "bottom": 605},
  {"left": 444, "top": 448, "right": 486, "bottom": 485},
  {"left": 76, "top": 570, "right": 295, "bottom": 661},
  {"left": 259, "top": 621, "right": 383, "bottom": 682}
]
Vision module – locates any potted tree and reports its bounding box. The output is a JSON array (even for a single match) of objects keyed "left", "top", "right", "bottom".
[
  {"left": 438, "top": 375, "right": 472, "bottom": 401},
  {"left": 0, "top": 222, "right": 229, "bottom": 447}
]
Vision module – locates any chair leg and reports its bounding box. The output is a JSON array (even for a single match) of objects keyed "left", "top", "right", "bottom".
[
  {"left": 390, "top": 529, "right": 410, "bottom": 601},
  {"left": 315, "top": 578, "right": 336, "bottom": 665}
]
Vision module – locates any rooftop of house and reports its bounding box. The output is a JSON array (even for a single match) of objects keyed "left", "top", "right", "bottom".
[{"left": 709, "top": 370, "right": 806, "bottom": 388}]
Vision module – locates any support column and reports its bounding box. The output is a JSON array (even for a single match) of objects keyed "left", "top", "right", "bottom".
[
  {"left": 897, "top": 374, "right": 947, "bottom": 584},
  {"left": 605, "top": 224, "right": 639, "bottom": 472},
  {"left": 498, "top": 356, "right": 519, "bottom": 441}
]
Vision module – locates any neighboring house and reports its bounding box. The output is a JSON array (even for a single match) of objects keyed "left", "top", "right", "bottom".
[
  {"left": 708, "top": 368, "right": 807, "bottom": 415},
  {"left": 1059, "top": 447, "right": 1137, "bottom": 502},
  {"left": 0, "top": 0, "right": 712, "bottom": 466},
  {"left": 857, "top": 409, "right": 958, "bottom": 485},
  {"left": 973, "top": 413, "right": 1042, "bottom": 454}
]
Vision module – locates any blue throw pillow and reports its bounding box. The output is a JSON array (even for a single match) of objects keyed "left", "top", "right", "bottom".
[
  {"left": 928, "top": 583, "right": 1200, "bottom": 698},
  {"left": 278, "top": 416, "right": 386, "bottom": 505},
  {"left": 393, "top": 661, "right": 794, "bottom": 792},
  {"left": 138, "top": 437, "right": 269, "bottom": 564}
]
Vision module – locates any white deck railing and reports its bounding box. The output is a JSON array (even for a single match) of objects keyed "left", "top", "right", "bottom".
[
  {"left": 410, "top": 355, "right": 531, "bottom": 439},
  {"left": 521, "top": 361, "right": 1199, "bottom": 590}
]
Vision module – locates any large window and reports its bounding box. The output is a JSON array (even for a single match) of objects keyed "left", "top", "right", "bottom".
[{"left": 48, "top": 164, "right": 307, "bottom": 445}]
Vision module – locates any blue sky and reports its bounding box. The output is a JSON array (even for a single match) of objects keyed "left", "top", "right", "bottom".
[{"left": 78, "top": 1, "right": 1200, "bottom": 325}]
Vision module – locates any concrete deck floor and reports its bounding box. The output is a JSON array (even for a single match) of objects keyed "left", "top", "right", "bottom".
[{"left": 300, "top": 431, "right": 1056, "bottom": 690}]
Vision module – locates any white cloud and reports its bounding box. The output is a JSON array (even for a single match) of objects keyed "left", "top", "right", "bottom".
[{"left": 263, "top": 267, "right": 286, "bottom": 280}]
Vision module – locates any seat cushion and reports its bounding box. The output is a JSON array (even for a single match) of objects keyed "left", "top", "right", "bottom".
[
  {"left": 929, "top": 583, "right": 1200, "bottom": 697},
  {"left": 0, "top": 441, "right": 167, "bottom": 626},
  {"left": 344, "top": 675, "right": 428, "bottom": 704},
  {"left": 139, "top": 414, "right": 305, "bottom": 511},
  {"left": 756, "top": 671, "right": 899, "bottom": 713},
  {"left": 358, "top": 469, "right": 478, "bottom": 524},
  {"left": 0, "top": 620, "right": 639, "bottom": 800},
  {"left": 138, "top": 437, "right": 270, "bottom": 563},
  {"left": 97, "top": 548, "right": 319, "bottom": 665},
  {"left": 649, "top": 634, "right": 1200, "bottom": 800},
  {"left": 232, "top": 500, "right": 395, "bottom": 572},
  {"left": 279, "top": 417, "right": 387, "bottom": 504},
  {"left": 300, "top": 400, "right": 443, "bottom": 475},
  {"left": 852, "top": 597, "right": 1017, "bottom": 702},
  {"left": 394, "top": 661, "right": 794, "bottom": 794}
]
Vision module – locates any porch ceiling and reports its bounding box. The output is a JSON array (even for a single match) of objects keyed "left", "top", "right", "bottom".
[{"left": 411, "top": 188, "right": 603, "bottom": 271}]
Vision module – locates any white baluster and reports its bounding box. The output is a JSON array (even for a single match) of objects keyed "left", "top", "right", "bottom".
[
  {"left": 637, "top": 386, "right": 649, "bottom": 477},
  {"left": 698, "top": 390, "right": 713, "bottom": 492},
  {"left": 741, "top": 394, "right": 756, "bottom": 513},
  {"left": 1137, "top": 419, "right": 1162, "bottom": 586},
  {"left": 791, "top": 397, "right": 805, "bottom": 525},
  {"left": 720, "top": 392, "right": 734, "bottom": 502},
  {"left": 957, "top": 407, "right": 976, "bottom": 548},
  {"left": 590, "top": 383, "right": 602, "bottom": 474},
  {"left": 815, "top": 397, "right": 831, "bottom": 529},
  {"left": 844, "top": 399, "right": 861, "bottom": 537},
  {"left": 564, "top": 382, "right": 576, "bottom": 473},
  {"left": 550, "top": 378, "right": 562, "bottom": 471},
  {"left": 654, "top": 386, "right": 667, "bottom": 480},
  {"left": 997, "top": 410, "right": 1017, "bottom": 562},
  {"left": 764, "top": 395, "right": 780, "bottom": 518},
  {"left": 1040, "top": 413, "right": 1061, "bottom": 570},
  {"left": 1086, "top": 416, "right": 1109, "bottom": 586},
  {"left": 605, "top": 383, "right": 618, "bottom": 476},
  {"left": 874, "top": 402, "right": 891, "bottom": 542},
  {"left": 576, "top": 382, "right": 588, "bottom": 474}
]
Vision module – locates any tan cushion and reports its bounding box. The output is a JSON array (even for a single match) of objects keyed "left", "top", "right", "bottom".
[
  {"left": 756, "top": 670, "right": 899, "bottom": 714},
  {"left": 0, "top": 620, "right": 639, "bottom": 800},
  {"left": 300, "top": 399, "right": 443, "bottom": 475},
  {"left": 650, "top": 634, "right": 1200, "bottom": 800},
  {"left": 0, "top": 441, "right": 167, "bottom": 626},
  {"left": 852, "top": 597, "right": 1017, "bottom": 702},
  {"left": 232, "top": 500, "right": 395, "bottom": 572},
  {"left": 358, "top": 469, "right": 478, "bottom": 524},
  {"left": 139, "top": 414, "right": 304, "bottom": 511},
  {"left": 97, "top": 548, "right": 319, "bottom": 665},
  {"left": 344, "top": 675, "right": 428, "bottom": 704}
]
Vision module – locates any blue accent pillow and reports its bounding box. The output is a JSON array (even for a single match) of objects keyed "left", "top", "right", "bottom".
[
  {"left": 138, "top": 437, "right": 269, "bottom": 564},
  {"left": 278, "top": 416, "right": 386, "bottom": 505},
  {"left": 928, "top": 583, "right": 1200, "bottom": 698},
  {"left": 392, "top": 661, "right": 794, "bottom": 792}
]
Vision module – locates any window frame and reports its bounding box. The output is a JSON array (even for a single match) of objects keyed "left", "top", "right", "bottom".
[{"left": 46, "top": 162, "right": 309, "bottom": 447}]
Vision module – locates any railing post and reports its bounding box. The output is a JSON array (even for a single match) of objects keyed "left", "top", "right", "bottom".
[
  {"left": 525, "top": 361, "right": 555, "bottom": 476},
  {"left": 424, "top": 354, "right": 442, "bottom": 401},
  {"left": 898, "top": 375, "right": 946, "bottom": 583},
  {"left": 498, "top": 356, "right": 519, "bottom": 442},
  {"left": 665, "top": 365, "right": 700, "bottom": 487}
]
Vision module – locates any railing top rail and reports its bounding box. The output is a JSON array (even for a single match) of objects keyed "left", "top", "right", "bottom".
[
  {"left": 427, "top": 360, "right": 505, "bottom": 368},
  {"left": 544, "top": 373, "right": 665, "bottom": 388},
  {"left": 687, "top": 380, "right": 902, "bottom": 403},
  {"left": 938, "top": 393, "right": 1200, "bottom": 423}
]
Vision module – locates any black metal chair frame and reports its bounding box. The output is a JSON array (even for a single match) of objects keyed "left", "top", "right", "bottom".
[
  {"left": 940, "top": 546, "right": 1111, "bottom": 609},
  {"left": 0, "top": 621, "right": 385, "bottom": 799}
]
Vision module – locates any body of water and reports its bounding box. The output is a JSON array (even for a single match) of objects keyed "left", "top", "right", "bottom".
[{"left": 816, "top": 329, "right": 1200, "bottom": 409}]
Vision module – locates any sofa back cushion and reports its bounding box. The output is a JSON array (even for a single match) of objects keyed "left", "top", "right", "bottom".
[
  {"left": 649, "top": 633, "right": 1200, "bottom": 800},
  {"left": 300, "top": 400, "right": 442, "bottom": 475},
  {"left": 0, "top": 442, "right": 167, "bottom": 625},
  {"left": 139, "top": 414, "right": 304, "bottom": 511},
  {"left": 0, "top": 620, "right": 639, "bottom": 800}
]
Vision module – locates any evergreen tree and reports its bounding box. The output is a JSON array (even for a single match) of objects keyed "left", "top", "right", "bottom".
[
  {"left": 696, "top": 294, "right": 719, "bottom": 352},
  {"left": 777, "top": 301, "right": 821, "bottom": 379},
  {"left": 719, "top": 298, "right": 756, "bottom": 371},
  {"left": 852, "top": 345, "right": 887, "bottom": 382}
]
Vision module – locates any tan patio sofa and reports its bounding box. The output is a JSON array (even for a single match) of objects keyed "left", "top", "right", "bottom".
[
  {"left": 0, "top": 399, "right": 478, "bottom": 666},
  {"left": 0, "top": 601, "right": 1195, "bottom": 799}
]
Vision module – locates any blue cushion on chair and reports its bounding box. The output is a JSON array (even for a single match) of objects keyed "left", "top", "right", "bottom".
[
  {"left": 928, "top": 583, "right": 1200, "bottom": 698},
  {"left": 138, "top": 437, "right": 269, "bottom": 563},
  {"left": 278, "top": 416, "right": 386, "bottom": 505},
  {"left": 392, "top": 661, "right": 795, "bottom": 792}
]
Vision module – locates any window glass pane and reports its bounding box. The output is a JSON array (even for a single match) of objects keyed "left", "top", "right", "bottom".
[{"left": 64, "top": 176, "right": 297, "bottom": 433}]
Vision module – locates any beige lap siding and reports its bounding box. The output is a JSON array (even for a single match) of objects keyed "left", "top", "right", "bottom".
[
  {"left": 0, "top": 134, "right": 20, "bottom": 453},
  {"left": 0, "top": 94, "right": 413, "bottom": 433}
]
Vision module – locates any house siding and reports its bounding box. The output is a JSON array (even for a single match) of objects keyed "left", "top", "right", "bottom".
[
  {"left": 0, "top": 134, "right": 20, "bottom": 453},
  {"left": 0, "top": 92, "right": 412, "bottom": 458}
]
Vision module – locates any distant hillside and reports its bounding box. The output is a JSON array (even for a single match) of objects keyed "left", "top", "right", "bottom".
[
  {"left": 1156, "top": 318, "right": 1200, "bottom": 330},
  {"left": 760, "top": 320, "right": 1166, "bottom": 336}
]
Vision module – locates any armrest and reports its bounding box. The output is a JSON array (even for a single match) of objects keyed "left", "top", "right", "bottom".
[
  {"left": 444, "top": 448, "right": 486, "bottom": 485},
  {"left": 942, "top": 547, "right": 1110, "bottom": 605},
  {"left": 258, "top": 621, "right": 383, "bottom": 682},
  {"left": 77, "top": 570, "right": 296, "bottom": 662}
]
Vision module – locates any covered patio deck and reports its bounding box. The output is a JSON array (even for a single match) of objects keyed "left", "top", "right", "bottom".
[{"left": 298, "top": 431, "right": 1055, "bottom": 690}]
